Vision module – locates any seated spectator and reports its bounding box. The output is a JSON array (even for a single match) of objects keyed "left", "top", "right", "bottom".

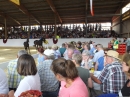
[
  {"left": 7, "top": 50, "right": 27, "bottom": 91},
  {"left": 83, "top": 43, "right": 93, "bottom": 57},
  {"left": 76, "top": 41, "right": 83, "bottom": 53},
  {"left": 38, "top": 49, "right": 59, "bottom": 97},
  {"left": 9, "top": 54, "right": 41, "bottom": 97},
  {"left": 37, "top": 47, "right": 45, "bottom": 66},
  {"left": 81, "top": 50, "right": 93, "bottom": 69},
  {"left": 59, "top": 43, "right": 66, "bottom": 57},
  {"left": 63, "top": 42, "right": 69, "bottom": 59},
  {"left": 51, "top": 58, "right": 89, "bottom": 97},
  {"left": 91, "top": 50, "right": 126, "bottom": 94},
  {"left": 93, "top": 44, "right": 104, "bottom": 70},
  {"left": 67, "top": 44, "right": 81, "bottom": 60},
  {"left": 0, "top": 68, "right": 9, "bottom": 95},
  {"left": 52, "top": 44, "right": 61, "bottom": 59},
  {"left": 72, "top": 53, "right": 93, "bottom": 88},
  {"left": 119, "top": 53, "right": 130, "bottom": 96}
]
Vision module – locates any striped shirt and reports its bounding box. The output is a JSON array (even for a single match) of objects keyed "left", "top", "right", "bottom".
[
  {"left": 7, "top": 59, "right": 24, "bottom": 88},
  {"left": 98, "top": 61, "right": 126, "bottom": 93}
]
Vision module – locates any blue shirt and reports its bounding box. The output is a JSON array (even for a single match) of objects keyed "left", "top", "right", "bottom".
[
  {"left": 37, "top": 54, "right": 45, "bottom": 66},
  {"left": 59, "top": 48, "right": 66, "bottom": 57},
  {"left": 97, "top": 57, "right": 104, "bottom": 71}
]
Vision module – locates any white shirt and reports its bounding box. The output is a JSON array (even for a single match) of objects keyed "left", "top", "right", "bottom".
[
  {"left": 90, "top": 44, "right": 93, "bottom": 49},
  {"left": 0, "top": 68, "right": 9, "bottom": 94},
  {"left": 14, "top": 73, "right": 41, "bottom": 97},
  {"left": 93, "top": 50, "right": 104, "bottom": 62},
  {"left": 63, "top": 49, "right": 69, "bottom": 60}
]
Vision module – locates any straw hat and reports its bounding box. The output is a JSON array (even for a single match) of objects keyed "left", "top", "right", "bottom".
[{"left": 106, "top": 50, "right": 120, "bottom": 60}]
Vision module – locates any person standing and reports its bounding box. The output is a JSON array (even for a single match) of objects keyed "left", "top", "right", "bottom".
[
  {"left": 113, "top": 37, "right": 119, "bottom": 50},
  {"left": 123, "top": 37, "right": 130, "bottom": 52}
]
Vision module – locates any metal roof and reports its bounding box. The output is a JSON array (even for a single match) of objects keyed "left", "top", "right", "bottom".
[{"left": 0, "top": 0, "right": 129, "bottom": 26}]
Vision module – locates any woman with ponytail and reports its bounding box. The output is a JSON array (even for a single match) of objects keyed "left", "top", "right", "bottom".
[
  {"left": 119, "top": 53, "right": 130, "bottom": 96},
  {"left": 51, "top": 58, "right": 89, "bottom": 97}
]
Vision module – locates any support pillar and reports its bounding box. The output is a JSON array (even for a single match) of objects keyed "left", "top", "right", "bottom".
[
  {"left": 4, "top": 17, "right": 7, "bottom": 39},
  {"left": 28, "top": 16, "right": 31, "bottom": 39},
  {"left": 54, "top": 15, "right": 57, "bottom": 38},
  {"left": 85, "top": 0, "right": 88, "bottom": 38}
]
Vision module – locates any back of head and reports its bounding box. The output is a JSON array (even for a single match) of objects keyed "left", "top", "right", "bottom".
[
  {"left": 82, "top": 50, "right": 91, "bottom": 56},
  {"left": 17, "top": 54, "right": 37, "bottom": 76},
  {"left": 52, "top": 44, "right": 58, "bottom": 50},
  {"left": 96, "top": 44, "right": 103, "bottom": 49},
  {"left": 68, "top": 44, "right": 75, "bottom": 50},
  {"left": 62, "top": 43, "right": 65, "bottom": 47},
  {"left": 38, "top": 47, "right": 44, "bottom": 53},
  {"left": 84, "top": 43, "right": 90, "bottom": 50},
  {"left": 122, "top": 53, "right": 130, "bottom": 74},
  {"left": 72, "top": 53, "right": 82, "bottom": 65},
  {"left": 51, "top": 58, "right": 78, "bottom": 80},
  {"left": 18, "top": 50, "right": 27, "bottom": 57}
]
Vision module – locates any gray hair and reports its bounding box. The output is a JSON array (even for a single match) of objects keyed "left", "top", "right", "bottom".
[
  {"left": 97, "top": 44, "right": 103, "bottom": 49},
  {"left": 72, "top": 53, "right": 82, "bottom": 65},
  {"left": 82, "top": 50, "right": 91, "bottom": 56},
  {"left": 18, "top": 50, "right": 27, "bottom": 57}
]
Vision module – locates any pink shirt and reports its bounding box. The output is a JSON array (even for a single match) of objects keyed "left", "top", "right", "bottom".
[{"left": 59, "top": 77, "right": 88, "bottom": 97}]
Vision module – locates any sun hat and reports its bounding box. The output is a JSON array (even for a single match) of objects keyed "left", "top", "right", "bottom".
[{"left": 106, "top": 50, "right": 120, "bottom": 60}]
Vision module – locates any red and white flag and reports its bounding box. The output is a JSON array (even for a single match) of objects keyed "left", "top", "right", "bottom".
[{"left": 90, "top": 0, "right": 94, "bottom": 16}]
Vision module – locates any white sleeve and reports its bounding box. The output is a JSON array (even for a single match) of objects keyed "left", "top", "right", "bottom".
[
  {"left": 14, "top": 80, "right": 30, "bottom": 97},
  {"left": 93, "top": 53, "right": 98, "bottom": 62}
]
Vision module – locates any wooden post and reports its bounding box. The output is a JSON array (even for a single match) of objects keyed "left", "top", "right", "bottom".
[
  {"left": 54, "top": 15, "right": 57, "bottom": 38},
  {"left": 120, "top": 10, "right": 122, "bottom": 37},
  {"left": 28, "top": 16, "right": 31, "bottom": 39},
  {"left": 45, "top": 25, "right": 46, "bottom": 32},
  {"left": 85, "top": 0, "right": 88, "bottom": 37},
  {"left": 4, "top": 17, "right": 7, "bottom": 39}
]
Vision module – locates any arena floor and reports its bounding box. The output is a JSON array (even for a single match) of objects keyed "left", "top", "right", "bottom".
[{"left": 0, "top": 47, "right": 37, "bottom": 63}]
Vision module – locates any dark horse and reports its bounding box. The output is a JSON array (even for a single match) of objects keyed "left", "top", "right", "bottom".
[
  {"left": 23, "top": 38, "right": 31, "bottom": 54},
  {"left": 34, "top": 37, "right": 45, "bottom": 49}
]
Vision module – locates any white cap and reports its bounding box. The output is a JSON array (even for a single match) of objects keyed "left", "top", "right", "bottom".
[{"left": 44, "top": 49, "right": 54, "bottom": 56}]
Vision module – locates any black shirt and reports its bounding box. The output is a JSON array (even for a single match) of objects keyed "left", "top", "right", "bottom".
[{"left": 121, "top": 79, "right": 130, "bottom": 96}]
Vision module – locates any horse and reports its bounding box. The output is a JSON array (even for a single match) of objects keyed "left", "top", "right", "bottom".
[
  {"left": 23, "top": 38, "right": 31, "bottom": 54},
  {"left": 34, "top": 37, "right": 45, "bottom": 49}
]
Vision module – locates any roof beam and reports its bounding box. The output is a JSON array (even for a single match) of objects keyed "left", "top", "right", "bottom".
[
  {"left": 46, "top": 0, "right": 62, "bottom": 23},
  {"left": 112, "top": 1, "right": 129, "bottom": 21},
  {"left": 8, "top": 16, "right": 21, "bottom": 25},
  {"left": 0, "top": 11, "right": 21, "bottom": 26},
  {"left": 9, "top": 0, "right": 41, "bottom": 24}
]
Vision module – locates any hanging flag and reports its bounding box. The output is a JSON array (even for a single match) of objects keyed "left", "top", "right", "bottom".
[
  {"left": 10, "top": 0, "right": 20, "bottom": 5},
  {"left": 90, "top": 0, "right": 94, "bottom": 16}
]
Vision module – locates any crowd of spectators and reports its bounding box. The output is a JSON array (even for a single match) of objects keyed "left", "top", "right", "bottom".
[
  {"left": 0, "top": 38, "right": 130, "bottom": 97},
  {"left": 0, "top": 25, "right": 119, "bottom": 39}
]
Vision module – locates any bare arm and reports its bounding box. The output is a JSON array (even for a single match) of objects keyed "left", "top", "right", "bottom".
[
  {"left": 8, "top": 90, "right": 15, "bottom": 97},
  {"left": 94, "top": 62, "right": 98, "bottom": 71},
  {"left": 87, "top": 77, "right": 93, "bottom": 88},
  {"left": 90, "top": 73, "right": 102, "bottom": 84}
]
